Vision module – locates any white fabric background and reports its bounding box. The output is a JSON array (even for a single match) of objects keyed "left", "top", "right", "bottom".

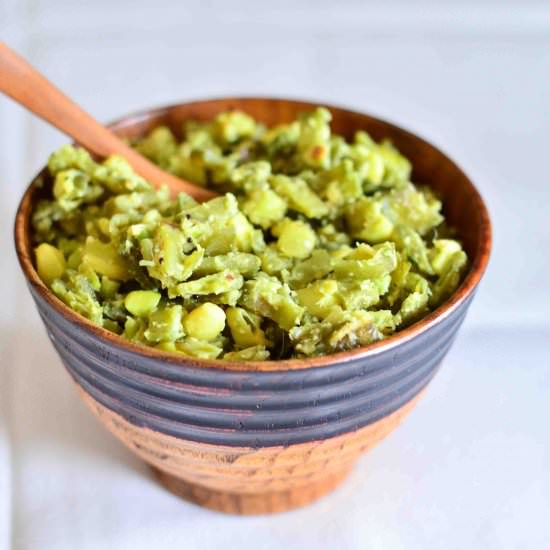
[{"left": 1, "top": 1, "right": 549, "bottom": 548}]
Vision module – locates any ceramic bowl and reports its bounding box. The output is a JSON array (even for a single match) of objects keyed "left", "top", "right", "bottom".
[{"left": 14, "top": 97, "right": 491, "bottom": 514}]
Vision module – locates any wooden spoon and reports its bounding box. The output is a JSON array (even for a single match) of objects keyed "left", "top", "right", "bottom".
[{"left": 0, "top": 42, "right": 216, "bottom": 201}]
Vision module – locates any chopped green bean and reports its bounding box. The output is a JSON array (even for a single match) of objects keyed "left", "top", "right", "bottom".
[
  {"left": 226, "top": 307, "right": 267, "bottom": 347},
  {"left": 125, "top": 290, "right": 161, "bottom": 317},
  {"left": 32, "top": 108, "right": 468, "bottom": 359}
]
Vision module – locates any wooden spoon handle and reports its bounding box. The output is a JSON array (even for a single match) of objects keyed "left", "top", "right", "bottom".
[{"left": 0, "top": 42, "right": 216, "bottom": 201}]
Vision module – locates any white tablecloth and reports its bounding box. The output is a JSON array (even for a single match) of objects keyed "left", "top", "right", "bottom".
[{"left": 1, "top": 1, "right": 549, "bottom": 548}]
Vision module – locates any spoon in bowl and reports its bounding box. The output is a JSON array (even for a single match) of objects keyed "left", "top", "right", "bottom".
[{"left": 0, "top": 42, "right": 217, "bottom": 202}]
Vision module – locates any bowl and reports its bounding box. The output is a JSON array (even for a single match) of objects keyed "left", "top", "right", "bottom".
[{"left": 14, "top": 97, "right": 491, "bottom": 514}]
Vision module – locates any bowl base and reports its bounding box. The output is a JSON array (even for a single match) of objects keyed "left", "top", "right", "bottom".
[{"left": 151, "top": 465, "right": 352, "bottom": 515}]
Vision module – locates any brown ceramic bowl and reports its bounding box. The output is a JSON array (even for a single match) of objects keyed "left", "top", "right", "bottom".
[{"left": 14, "top": 98, "right": 491, "bottom": 514}]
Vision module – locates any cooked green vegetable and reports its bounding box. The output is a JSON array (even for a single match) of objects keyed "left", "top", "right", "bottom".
[
  {"left": 124, "top": 290, "right": 161, "bottom": 317},
  {"left": 183, "top": 302, "right": 226, "bottom": 341},
  {"left": 35, "top": 243, "right": 66, "bottom": 285},
  {"left": 32, "top": 108, "right": 468, "bottom": 360}
]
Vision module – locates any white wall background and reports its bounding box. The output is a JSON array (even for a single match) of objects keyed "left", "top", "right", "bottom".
[{"left": 1, "top": 1, "right": 549, "bottom": 549}]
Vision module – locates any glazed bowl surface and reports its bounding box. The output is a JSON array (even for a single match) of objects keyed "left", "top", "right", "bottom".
[{"left": 14, "top": 97, "right": 491, "bottom": 514}]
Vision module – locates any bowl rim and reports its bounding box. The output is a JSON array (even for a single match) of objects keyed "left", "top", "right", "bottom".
[{"left": 14, "top": 96, "right": 492, "bottom": 373}]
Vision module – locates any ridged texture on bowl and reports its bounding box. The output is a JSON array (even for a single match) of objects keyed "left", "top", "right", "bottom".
[{"left": 31, "top": 286, "right": 471, "bottom": 447}]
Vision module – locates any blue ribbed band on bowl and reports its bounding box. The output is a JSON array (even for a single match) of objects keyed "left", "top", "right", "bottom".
[{"left": 30, "top": 286, "right": 472, "bottom": 447}]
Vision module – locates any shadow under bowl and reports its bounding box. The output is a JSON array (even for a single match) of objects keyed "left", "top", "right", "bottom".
[{"left": 14, "top": 97, "right": 491, "bottom": 514}]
